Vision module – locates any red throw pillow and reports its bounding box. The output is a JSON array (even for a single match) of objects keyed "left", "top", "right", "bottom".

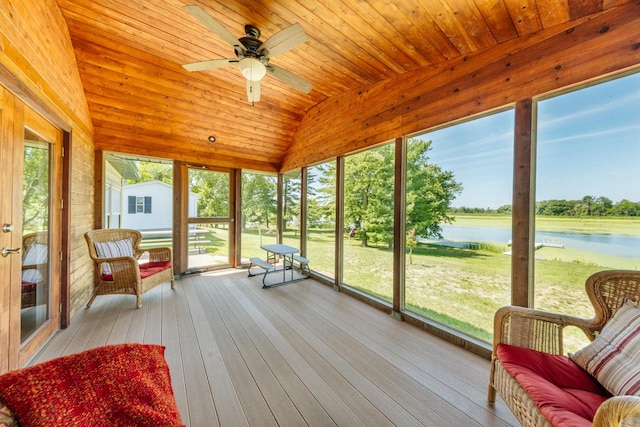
[{"left": 0, "top": 343, "right": 184, "bottom": 427}]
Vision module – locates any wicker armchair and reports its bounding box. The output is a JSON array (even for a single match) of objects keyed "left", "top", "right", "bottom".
[
  {"left": 21, "top": 231, "right": 49, "bottom": 308},
  {"left": 488, "top": 270, "right": 640, "bottom": 426},
  {"left": 85, "top": 229, "right": 174, "bottom": 309}
]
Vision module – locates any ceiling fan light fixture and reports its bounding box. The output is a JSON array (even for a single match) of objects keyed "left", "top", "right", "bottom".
[{"left": 238, "top": 57, "right": 266, "bottom": 81}]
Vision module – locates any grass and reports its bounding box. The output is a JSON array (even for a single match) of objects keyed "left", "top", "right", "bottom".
[
  {"left": 140, "top": 216, "right": 639, "bottom": 349},
  {"left": 451, "top": 213, "right": 640, "bottom": 236}
]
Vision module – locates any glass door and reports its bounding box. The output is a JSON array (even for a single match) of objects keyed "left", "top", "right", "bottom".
[
  {"left": 19, "top": 108, "right": 61, "bottom": 362},
  {"left": 21, "top": 132, "right": 51, "bottom": 341},
  {"left": 186, "top": 168, "right": 232, "bottom": 271},
  {"left": 0, "top": 87, "right": 61, "bottom": 370}
]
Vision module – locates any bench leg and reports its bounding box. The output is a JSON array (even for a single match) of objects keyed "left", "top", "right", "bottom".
[
  {"left": 300, "top": 263, "right": 310, "bottom": 277},
  {"left": 248, "top": 262, "right": 261, "bottom": 277}
]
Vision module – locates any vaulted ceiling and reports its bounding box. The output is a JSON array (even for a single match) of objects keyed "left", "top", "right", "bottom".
[{"left": 55, "top": 0, "right": 623, "bottom": 171}]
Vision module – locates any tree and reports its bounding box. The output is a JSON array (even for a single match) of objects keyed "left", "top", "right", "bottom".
[
  {"left": 613, "top": 199, "right": 640, "bottom": 216},
  {"left": 307, "top": 163, "right": 336, "bottom": 228},
  {"left": 407, "top": 228, "right": 418, "bottom": 265},
  {"left": 405, "top": 139, "right": 463, "bottom": 239},
  {"left": 190, "top": 170, "right": 229, "bottom": 217},
  {"left": 133, "top": 162, "right": 172, "bottom": 184},
  {"left": 22, "top": 145, "right": 49, "bottom": 232},
  {"left": 241, "top": 173, "right": 277, "bottom": 230},
  {"left": 344, "top": 145, "right": 395, "bottom": 247},
  {"left": 336, "top": 139, "right": 462, "bottom": 247},
  {"left": 282, "top": 174, "right": 301, "bottom": 231}
]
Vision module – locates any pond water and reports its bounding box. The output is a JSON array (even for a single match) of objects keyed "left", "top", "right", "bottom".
[{"left": 435, "top": 225, "right": 640, "bottom": 258}]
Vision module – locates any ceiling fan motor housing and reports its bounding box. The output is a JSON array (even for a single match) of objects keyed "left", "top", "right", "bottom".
[
  {"left": 182, "top": 6, "right": 312, "bottom": 101},
  {"left": 237, "top": 25, "right": 266, "bottom": 59}
]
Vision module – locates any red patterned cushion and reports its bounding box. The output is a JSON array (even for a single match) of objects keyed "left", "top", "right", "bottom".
[
  {"left": 0, "top": 343, "right": 183, "bottom": 427},
  {"left": 498, "top": 343, "right": 609, "bottom": 426},
  {"left": 101, "top": 261, "right": 171, "bottom": 281}
]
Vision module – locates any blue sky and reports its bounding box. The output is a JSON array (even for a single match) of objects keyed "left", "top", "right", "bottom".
[{"left": 415, "top": 72, "right": 640, "bottom": 209}]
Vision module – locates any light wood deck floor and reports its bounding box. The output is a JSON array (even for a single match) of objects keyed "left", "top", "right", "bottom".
[{"left": 32, "top": 269, "right": 518, "bottom": 426}]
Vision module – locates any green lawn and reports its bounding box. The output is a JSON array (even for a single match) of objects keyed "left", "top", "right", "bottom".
[{"left": 141, "top": 217, "right": 638, "bottom": 350}]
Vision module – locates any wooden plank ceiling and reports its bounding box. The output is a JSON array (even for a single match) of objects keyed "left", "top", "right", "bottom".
[{"left": 55, "top": 0, "right": 614, "bottom": 172}]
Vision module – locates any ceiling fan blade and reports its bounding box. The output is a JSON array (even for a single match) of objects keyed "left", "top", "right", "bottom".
[
  {"left": 260, "top": 23, "right": 307, "bottom": 57},
  {"left": 183, "top": 58, "right": 237, "bottom": 72},
  {"left": 266, "top": 65, "right": 312, "bottom": 94},
  {"left": 247, "top": 79, "right": 261, "bottom": 103},
  {"left": 183, "top": 5, "right": 245, "bottom": 53}
]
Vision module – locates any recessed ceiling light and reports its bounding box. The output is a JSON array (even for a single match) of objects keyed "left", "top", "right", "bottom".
[{"left": 208, "top": 136, "right": 216, "bottom": 143}]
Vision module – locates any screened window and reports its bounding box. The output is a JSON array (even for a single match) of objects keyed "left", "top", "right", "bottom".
[
  {"left": 534, "top": 73, "right": 640, "bottom": 319},
  {"left": 404, "top": 110, "right": 514, "bottom": 342}
]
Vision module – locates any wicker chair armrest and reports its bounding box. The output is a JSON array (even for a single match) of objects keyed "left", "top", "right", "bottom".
[
  {"left": 593, "top": 395, "right": 640, "bottom": 427},
  {"left": 145, "top": 247, "right": 172, "bottom": 263},
  {"left": 95, "top": 256, "right": 140, "bottom": 279},
  {"left": 493, "top": 305, "right": 595, "bottom": 355}
]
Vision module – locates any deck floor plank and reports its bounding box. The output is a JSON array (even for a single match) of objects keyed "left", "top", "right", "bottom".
[
  {"left": 247, "top": 282, "right": 471, "bottom": 426},
  {"left": 231, "top": 276, "right": 428, "bottom": 426},
  {"left": 32, "top": 269, "right": 518, "bottom": 427},
  {"left": 198, "top": 277, "right": 309, "bottom": 427},
  {"left": 208, "top": 276, "right": 337, "bottom": 427},
  {"left": 279, "top": 280, "right": 517, "bottom": 426},
  {"left": 184, "top": 276, "right": 247, "bottom": 427},
  {"left": 173, "top": 279, "right": 219, "bottom": 427}
]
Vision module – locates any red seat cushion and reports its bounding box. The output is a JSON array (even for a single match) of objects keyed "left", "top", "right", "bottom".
[
  {"left": 497, "top": 343, "right": 610, "bottom": 427},
  {"left": 101, "top": 261, "right": 171, "bottom": 281},
  {"left": 20, "top": 281, "right": 37, "bottom": 293}
]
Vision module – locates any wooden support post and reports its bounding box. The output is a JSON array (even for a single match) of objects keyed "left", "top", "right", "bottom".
[
  {"left": 335, "top": 157, "right": 344, "bottom": 290},
  {"left": 392, "top": 137, "right": 406, "bottom": 319},
  {"left": 300, "top": 168, "right": 308, "bottom": 258},
  {"left": 512, "top": 99, "right": 535, "bottom": 307}
]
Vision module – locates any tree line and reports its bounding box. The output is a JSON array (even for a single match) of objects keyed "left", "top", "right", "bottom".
[
  {"left": 308, "top": 139, "right": 462, "bottom": 247},
  {"left": 452, "top": 195, "right": 640, "bottom": 217},
  {"left": 131, "top": 139, "right": 461, "bottom": 249}
]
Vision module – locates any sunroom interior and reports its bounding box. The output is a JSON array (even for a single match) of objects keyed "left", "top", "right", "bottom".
[{"left": 0, "top": 0, "right": 639, "bottom": 425}]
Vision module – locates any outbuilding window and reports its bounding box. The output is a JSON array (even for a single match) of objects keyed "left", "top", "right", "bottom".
[{"left": 128, "top": 196, "right": 151, "bottom": 214}]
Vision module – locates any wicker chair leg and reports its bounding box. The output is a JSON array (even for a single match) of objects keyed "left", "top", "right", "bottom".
[
  {"left": 170, "top": 278, "right": 175, "bottom": 289},
  {"left": 86, "top": 289, "right": 100, "bottom": 309},
  {"left": 488, "top": 360, "right": 497, "bottom": 404},
  {"left": 136, "top": 294, "right": 142, "bottom": 309},
  {"left": 488, "top": 384, "right": 496, "bottom": 404}
]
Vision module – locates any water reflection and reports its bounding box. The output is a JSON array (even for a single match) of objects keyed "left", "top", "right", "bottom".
[{"left": 436, "top": 225, "right": 640, "bottom": 258}]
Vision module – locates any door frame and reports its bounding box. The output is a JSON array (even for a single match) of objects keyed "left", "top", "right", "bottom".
[
  {"left": 17, "top": 105, "right": 63, "bottom": 366},
  {"left": 0, "top": 78, "right": 71, "bottom": 370},
  {"left": 173, "top": 162, "right": 238, "bottom": 275}
]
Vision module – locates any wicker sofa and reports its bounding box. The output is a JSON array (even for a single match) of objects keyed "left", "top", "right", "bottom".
[{"left": 488, "top": 270, "right": 640, "bottom": 426}]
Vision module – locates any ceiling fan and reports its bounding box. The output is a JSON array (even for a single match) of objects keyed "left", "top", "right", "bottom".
[{"left": 182, "top": 5, "right": 313, "bottom": 103}]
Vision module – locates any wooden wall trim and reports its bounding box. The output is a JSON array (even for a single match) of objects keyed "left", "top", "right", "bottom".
[
  {"left": 511, "top": 99, "right": 535, "bottom": 307},
  {"left": 61, "top": 131, "right": 72, "bottom": 328},
  {"left": 93, "top": 150, "right": 104, "bottom": 230},
  {"left": 281, "top": 2, "right": 640, "bottom": 171}
]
